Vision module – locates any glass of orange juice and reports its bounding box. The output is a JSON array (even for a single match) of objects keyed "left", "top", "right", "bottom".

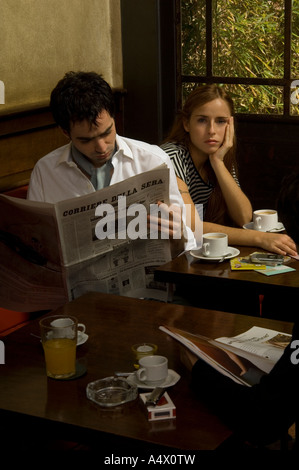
[{"left": 39, "top": 315, "right": 78, "bottom": 379}]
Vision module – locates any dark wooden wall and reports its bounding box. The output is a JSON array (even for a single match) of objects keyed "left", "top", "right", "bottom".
[
  {"left": 236, "top": 118, "right": 299, "bottom": 210},
  {"left": 0, "top": 109, "right": 67, "bottom": 192},
  {"left": 121, "top": 0, "right": 176, "bottom": 144}
]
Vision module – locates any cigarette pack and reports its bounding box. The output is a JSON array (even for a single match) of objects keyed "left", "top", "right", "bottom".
[{"left": 140, "top": 392, "right": 176, "bottom": 421}]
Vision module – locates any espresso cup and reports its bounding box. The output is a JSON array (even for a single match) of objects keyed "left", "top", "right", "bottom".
[
  {"left": 50, "top": 317, "right": 86, "bottom": 339},
  {"left": 202, "top": 233, "right": 228, "bottom": 257},
  {"left": 253, "top": 210, "right": 278, "bottom": 231},
  {"left": 136, "top": 355, "right": 168, "bottom": 386}
]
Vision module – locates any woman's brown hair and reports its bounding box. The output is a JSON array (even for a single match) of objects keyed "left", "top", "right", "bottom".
[{"left": 165, "top": 84, "right": 238, "bottom": 224}]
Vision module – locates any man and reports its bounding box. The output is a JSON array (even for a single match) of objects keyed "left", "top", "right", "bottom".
[
  {"left": 27, "top": 71, "right": 196, "bottom": 254},
  {"left": 181, "top": 171, "right": 299, "bottom": 448}
]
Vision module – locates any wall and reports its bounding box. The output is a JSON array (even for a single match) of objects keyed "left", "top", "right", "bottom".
[
  {"left": 0, "top": 0, "right": 123, "bottom": 114},
  {"left": 0, "top": 0, "right": 124, "bottom": 192}
]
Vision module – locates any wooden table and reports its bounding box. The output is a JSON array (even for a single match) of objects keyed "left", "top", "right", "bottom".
[
  {"left": 154, "top": 247, "right": 299, "bottom": 320},
  {"left": 0, "top": 292, "right": 293, "bottom": 452}
]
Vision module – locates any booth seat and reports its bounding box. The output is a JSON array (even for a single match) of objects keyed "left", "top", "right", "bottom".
[
  {"left": 0, "top": 309, "right": 32, "bottom": 337},
  {"left": 1, "top": 185, "right": 37, "bottom": 336},
  {"left": 3, "top": 185, "right": 28, "bottom": 199}
]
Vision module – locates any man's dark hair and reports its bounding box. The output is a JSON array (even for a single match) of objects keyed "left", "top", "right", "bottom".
[
  {"left": 50, "top": 71, "right": 115, "bottom": 133},
  {"left": 277, "top": 171, "right": 299, "bottom": 245}
]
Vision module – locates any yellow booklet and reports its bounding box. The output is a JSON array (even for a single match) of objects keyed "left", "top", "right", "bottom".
[{"left": 230, "top": 257, "right": 266, "bottom": 270}]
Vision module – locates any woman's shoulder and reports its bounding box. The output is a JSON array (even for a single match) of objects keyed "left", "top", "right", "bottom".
[{"left": 161, "top": 142, "right": 188, "bottom": 159}]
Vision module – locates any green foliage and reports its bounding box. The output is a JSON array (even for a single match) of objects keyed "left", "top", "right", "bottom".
[
  {"left": 212, "top": 0, "right": 284, "bottom": 79},
  {"left": 182, "top": 0, "right": 206, "bottom": 75},
  {"left": 181, "top": 0, "right": 299, "bottom": 115}
]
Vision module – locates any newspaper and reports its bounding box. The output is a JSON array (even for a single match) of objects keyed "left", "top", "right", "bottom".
[
  {"left": 0, "top": 166, "right": 173, "bottom": 312},
  {"left": 159, "top": 325, "right": 292, "bottom": 387}
]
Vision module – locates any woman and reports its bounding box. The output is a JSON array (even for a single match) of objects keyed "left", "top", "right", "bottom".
[{"left": 161, "top": 85, "right": 297, "bottom": 256}]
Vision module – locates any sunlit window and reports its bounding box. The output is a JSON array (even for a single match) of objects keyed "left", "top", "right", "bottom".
[{"left": 178, "top": 0, "right": 299, "bottom": 116}]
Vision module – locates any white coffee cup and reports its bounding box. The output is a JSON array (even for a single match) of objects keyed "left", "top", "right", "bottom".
[
  {"left": 202, "top": 233, "right": 228, "bottom": 257},
  {"left": 50, "top": 317, "right": 86, "bottom": 339},
  {"left": 253, "top": 210, "right": 278, "bottom": 231},
  {"left": 136, "top": 355, "right": 168, "bottom": 385}
]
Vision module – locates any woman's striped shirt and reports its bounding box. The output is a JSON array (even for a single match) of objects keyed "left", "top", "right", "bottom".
[{"left": 161, "top": 142, "right": 239, "bottom": 211}]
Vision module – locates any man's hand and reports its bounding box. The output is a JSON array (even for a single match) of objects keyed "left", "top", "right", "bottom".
[
  {"left": 147, "top": 201, "right": 187, "bottom": 258},
  {"left": 147, "top": 201, "right": 185, "bottom": 240}
]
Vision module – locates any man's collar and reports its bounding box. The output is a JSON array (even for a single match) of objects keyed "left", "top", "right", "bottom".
[
  {"left": 115, "top": 135, "right": 133, "bottom": 159},
  {"left": 56, "top": 143, "right": 73, "bottom": 167},
  {"left": 71, "top": 143, "right": 95, "bottom": 176},
  {"left": 56, "top": 135, "right": 132, "bottom": 168}
]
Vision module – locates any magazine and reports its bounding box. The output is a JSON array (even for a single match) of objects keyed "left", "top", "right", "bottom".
[
  {"left": 0, "top": 166, "right": 173, "bottom": 311},
  {"left": 159, "top": 325, "right": 292, "bottom": 386}
]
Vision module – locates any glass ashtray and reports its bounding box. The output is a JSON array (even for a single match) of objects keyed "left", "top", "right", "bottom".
[{"left": 86, "top": 376, "right": 138, "bottom": 407}]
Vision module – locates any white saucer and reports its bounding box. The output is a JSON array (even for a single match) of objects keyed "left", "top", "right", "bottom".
[
  {"left": 190, "top": 246, "right": 240, "bottom": 262},
  {"left": 126, "top": 369, "right": 180, "bottom": 390},
  {"left": 243, "top": 222, "right": 285, "bottom": 232},
  {"left": 77, "top": 331, "right": 88, "bottom": 346},
  {"left": 38, "top": 331, "right": 88, "bottom": 346}
]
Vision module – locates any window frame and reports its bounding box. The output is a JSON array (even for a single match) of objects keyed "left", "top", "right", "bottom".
[{"left": 176, "top": 0, "right": 298, "bottom": 122}]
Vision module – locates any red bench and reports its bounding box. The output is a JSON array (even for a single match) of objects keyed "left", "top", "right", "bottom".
[
  {"left": 3, "top": 185, "right": 28, "bottom": 199},
  {"left": 0, "top": 185, "right": 38, "bottom": 336}
]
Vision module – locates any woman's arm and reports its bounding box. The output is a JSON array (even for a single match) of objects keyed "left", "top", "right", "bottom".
[{"left": 177, "top": 177, "right": 297, "bottom": 256}]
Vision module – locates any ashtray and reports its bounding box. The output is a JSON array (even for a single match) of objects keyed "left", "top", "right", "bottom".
[{"left": 86, "top": 376, "right": 138, "bottom": 407}]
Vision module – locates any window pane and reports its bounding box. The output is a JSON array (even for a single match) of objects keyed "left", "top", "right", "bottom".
[
  {"left": 224, "top": 84, "right": 284, "bottom": 114},
  {"left": 212, "top": 0, "right": 284, "bottom": 78},
  {"left": 181, "top": 0, "right": 206, "bottom": 75},
  {"left": 292, "top": 0, "right": 299, "bottom": 78},
  {"left": 291, "top": 102, "right": 299, "bottom": 116},
  {"left": 182, "top": 82, "right": 284, "bottom": 114},
  {"left": 291, "top": 0, "right": 299, "bottom": 116}
]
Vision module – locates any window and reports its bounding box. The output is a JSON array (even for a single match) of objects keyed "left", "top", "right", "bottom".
[{"left": 177, "top": 0, "right": 299, "bottom": 117}]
